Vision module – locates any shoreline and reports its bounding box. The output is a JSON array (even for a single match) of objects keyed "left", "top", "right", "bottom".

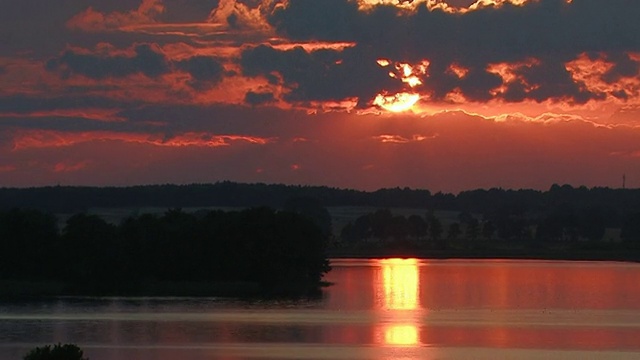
[
  {"left": 4, "top": 248, "right": 639, "bottom": 300},
  {"left": 0, "top": 279, "right": 326, "bottom": 300},
  {"left": 327, "top": 248, "right": 640, "bottom": 263}
]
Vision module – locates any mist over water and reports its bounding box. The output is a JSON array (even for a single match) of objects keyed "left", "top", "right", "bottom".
[{"left": 2, "top": 259, "right": 640, "bottom": 360}]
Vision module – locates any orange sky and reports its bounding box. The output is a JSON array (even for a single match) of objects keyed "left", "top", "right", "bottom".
[{"left": 1, "top": 0, "right": 639, "bottom": 191}]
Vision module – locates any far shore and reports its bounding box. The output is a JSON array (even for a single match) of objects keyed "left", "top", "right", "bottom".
[{"left": 327, "top": 246, "right": 640, "bottom": 263}]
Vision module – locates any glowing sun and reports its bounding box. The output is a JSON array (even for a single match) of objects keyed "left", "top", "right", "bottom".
[{"left": 373, "top": 92, "right": 420, "bottom": 112}]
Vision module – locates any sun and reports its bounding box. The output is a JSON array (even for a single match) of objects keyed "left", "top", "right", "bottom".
[
  {"left": 373, "top": 92, "right": 420, "bottom": 112},
  {"left": 373, "top": 58, "right": 427, "bottom": 112}
]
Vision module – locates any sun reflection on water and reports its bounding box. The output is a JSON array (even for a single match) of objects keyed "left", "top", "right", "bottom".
[
  {"left": 384, "top": 324, "right": 419, "bottom": 346},
  {"left": 381, "top": 258, "right": 419, "bottom": 310},
  {"left": 376, "top": 258, "right": 421, "bottom": 347}
]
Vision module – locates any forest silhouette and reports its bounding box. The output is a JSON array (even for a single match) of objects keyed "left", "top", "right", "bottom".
[{"left": 0, "top": 207, "right": 329, "bottom": 297}]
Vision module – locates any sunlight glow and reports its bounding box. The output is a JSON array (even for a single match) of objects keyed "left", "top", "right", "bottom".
[
  {"left": 378, "top": 258, "right": 420, "bottom": 347},
  {"left": 373, "top": 92, "right": 420, "bottom": 112},
  {"left": 381, "top": 258, "right": 419, "bottom": 310},
  {"left": 384, "top": 324, "right": 419, "bottom": 346},
  {"left": 377, "top": 59, "right": 391, "bottom": 67},
  {"left": 396, "top": 61, "right": 428, "bottom": 87},
  {"left": 448, "top": 63, "right": 469, "bottom": 78},
  {"left": 373, "top": 59, "right": 429, "bottom": 112}
]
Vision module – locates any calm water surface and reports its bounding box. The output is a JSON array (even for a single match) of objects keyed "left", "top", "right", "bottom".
[{"left": 1, "top": 259, "right": 640, "bottom": 359}]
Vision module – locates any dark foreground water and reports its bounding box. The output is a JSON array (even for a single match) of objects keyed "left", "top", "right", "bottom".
[{"left": 1, "top": 259, "right": 640, "bottom": 360}]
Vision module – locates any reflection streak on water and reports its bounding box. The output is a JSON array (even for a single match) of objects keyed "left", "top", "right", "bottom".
[
  {"left": 380, "top": 258, "right": 419, "bottom": 311},
  {"left": 377, "top": 258, "right": 421, "bottom": 347}
]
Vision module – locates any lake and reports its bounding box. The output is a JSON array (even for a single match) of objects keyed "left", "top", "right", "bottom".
[{"left": 1, "top": 258, "right": 640, "bottom": 359}]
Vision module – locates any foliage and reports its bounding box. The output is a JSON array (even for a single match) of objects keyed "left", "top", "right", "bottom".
[
  {"left": 0, "top": 182, "right": 433, "bottom": 213},
  {"left": 0, "top": 207, "right": 330, "bottom": 296},
  {"left": 23, "top": 343, "right": 87, "bottom": 360}
]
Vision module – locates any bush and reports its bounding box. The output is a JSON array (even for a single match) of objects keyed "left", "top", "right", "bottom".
[{"left": 23, "top": 343, "right": 88, "bottom": 360}]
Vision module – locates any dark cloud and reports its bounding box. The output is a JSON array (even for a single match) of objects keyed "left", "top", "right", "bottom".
[
  {"left": 0, "top": 0, "right": 86, "bottom": 56},
  {"left": 271, "top": 0, "right": 640, "bottom": 60},
  {"left": 241, "top": 45, "right": 402, "bottom": 107},
  {"left": 258, "top": 0, "right": 640, "bottom": 104},
  {"left": 505, "top": 57, "right": 604, "bottom": 104},
  {"left": 458, "top": 68, "right": 503, "bottom": 102},
  {"left": 0, "top": 95, "right": 135, "bottom": 114},
  {"left": 160, "top": 0, "right": 220, "bottom": 22},
  {"left": 47, "top": 43, "right": 226, "bottom": 89},
  {"left": 245, "top": 91, "right": 275, "bottom": 106},
  {"left": 47, "top": 44, "right": 170, "bottom": 79},
  {"left": 176, "top": 55, "right": 225, "bottom": 88},
  {"left": 269, "top": 0, "right": 361, "bottom": 42},
  {"left": 603, "top": 52, "right": 640, "bottom": 84}
]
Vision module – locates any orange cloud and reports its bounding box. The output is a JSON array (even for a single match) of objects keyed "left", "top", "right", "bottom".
[
  {"left": 54, "top": 160, "right": 91, "bottom": 173},
  {"left": 356, "top": 0, "right": 542, "bottom": 13},
  {"left": 373, "top": 134, "right": 436, "bottom": 144},
  {"left": 11, "top": 130, "right": 273, "bottom": 151},
  {"left": 0, "top": 165, "right": 17, "bottom": 173},
  {"left": 0, "top": 109, "right": 126, "bottom": 122},
  {"left": 207, "top": 0, "right": 273, "bottom": 32},
  {"left": 565, "top": 53, "right": 640, "bottom": 102},
  {"left": 67, "top": 0, "right": 165, "bottom": 32}
]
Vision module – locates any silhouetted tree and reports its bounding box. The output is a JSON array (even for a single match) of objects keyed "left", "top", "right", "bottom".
[
  {"left": 482, "top": 221, "right": 495, "bottom": 240},
  {"left": 428, "top": 214, "right": 443, "bottom": 247},
  {"left": 447, "top": 223, "right": 461, "bottom": 241},
  {"left": 283, "top": 197, "right": 333, "bottom": 237},
  {"left": 621, "top": 212, "right": 640, "bottom": 245},
  {"left": 371, "top": 209, "right": 394, "bottom": 240},
  {"left": 0, "top": 209, "right": 58, "bottom": 279},
  {"left": 465, "top": 218, "right": 480, "bottom": 241},
  {"left": 59, "top": 213, "right": 119, "bottom": 291},
  {"left": 389, "top": 215, "right": 409, "bottom": 243},
  {"left": 577, "top": 206, "right": 606, "bottom": 241},
  {"left": 407, "top": 215, "right": 428, "bottom": 241},
  {"left": 24, "top": 343, "right": 88, "bottom": 360}
]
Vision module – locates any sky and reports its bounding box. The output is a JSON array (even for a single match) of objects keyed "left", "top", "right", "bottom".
[{"left": 1, "top": 0, "right": 640, "bottom": 192}]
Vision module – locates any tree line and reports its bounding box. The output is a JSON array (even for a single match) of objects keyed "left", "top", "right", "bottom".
[
  {"left": 338, "top": 205, "right": 640, "bottom": 256},
  {"left": 0, "top": 207, "right": 330, "bottom": 296},
  {"left": 0, "top": 182, "right": 433, "bottom": 213},
  {"left": 3, "top": 183, "right": 640, "bottom": 220}
]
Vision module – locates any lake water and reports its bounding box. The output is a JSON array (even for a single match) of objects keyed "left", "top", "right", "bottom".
[{"left": 1, "top": 258, "right": 640, "bottom": 359}]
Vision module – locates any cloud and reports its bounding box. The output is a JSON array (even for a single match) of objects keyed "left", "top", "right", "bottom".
[
  {"left": 373, "top": 134, "right": 436, "bottom": 144},
  {"left": 47, "top": 43, "right": 170, "bottom": 79},
  {"left": 0, "top": 165, "right": 16, "bottom": 173},
  {"left": 67, "top": 0, "right": 166, "bottom": 32},
  {"left": 54, "top": 160, "right": 91, "bottom": 173},
  {"left": 176, "top": 55, "right": 225, "bottom": 88},
  {"left": 245, "top": 91, "right": 275, "bottom": 105},
  {"left": 0, "top": 94, "right": 134, "bottom": 118},
  {"left": 207, "top": 0, "right": 275, "bottom": 31},
  {"left": 257, "top": 0, "right": 640, "bottom": 106},
  {"left": 46, "top": 43, "right": 226, "bottom": 90},
  {"left": 11, "top": 129, "right": 273, "bottom": 151},
  {"left": 272, "top": 0, "right": 640, "bottom": 59},
  {"left": 241, "top": 44, "right": 401, "bottom": 107}
]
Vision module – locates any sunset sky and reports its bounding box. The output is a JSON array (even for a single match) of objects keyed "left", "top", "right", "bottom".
[{"left": 2, "top": 0, "right": 640, "bottom": 192}]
